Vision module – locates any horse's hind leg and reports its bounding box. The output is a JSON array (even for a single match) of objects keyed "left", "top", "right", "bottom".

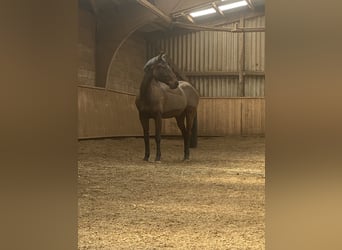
[
  {"left": 176, "top": 112, "right": 189, "bottom": 160},
  {"left": 190, "top": 113, "right": 198, "bottom": 148},
  {"left": 184, "top": 108, "right": 197, "bottom": 160},
  {"left": 139, "top": 114, "right": 150, "bottom": 161},
  {"left": 154, "top": 115, "right": 162, "bottom": 162}
]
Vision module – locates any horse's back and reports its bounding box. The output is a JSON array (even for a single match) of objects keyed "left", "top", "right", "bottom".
[{"left": 178, "top": 81, "right": 200, "bottom": 108}]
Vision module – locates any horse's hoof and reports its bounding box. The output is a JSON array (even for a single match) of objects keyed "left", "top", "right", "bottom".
[
  {"left": 183, "top": 158, "right": 190, "bottom": 162},
  {"left": 155, "top": 160, "right": 161, "bottom": 164},
  {"left": 143, "top": 158, "right": 149, "bottom": 161}
]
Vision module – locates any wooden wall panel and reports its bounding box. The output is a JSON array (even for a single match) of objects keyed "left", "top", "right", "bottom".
[
  {"left": 78, "top": 86, "right": 143, "bottom": 138},
  {"left": 162, "top": 118, "right": 181, "bottom": 135},
  {"left": 78, "top": 87, "right": 265, "bottom": 138},
  {"left": 197, "top": 98, "right": 242, "bottom": 136},
  {"left": 241, "top": 98, "right": 265, "bottom": 135}
]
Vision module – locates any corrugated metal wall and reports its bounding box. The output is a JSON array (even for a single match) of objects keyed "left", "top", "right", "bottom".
[
  {"left": 147, "top": 15, "right": 265, "bottom": 97},
  {"left": 154, "top": 27, "right": 240, "bottom": 72},
  {"left": 244, "top": 16, "right": 265, "bottom": 97},
  {"left": 245, "top": 16, "right": 265, "bottom": 72},
  {"left": 188, "top": 76, "right": 240, "bottom": 97}
]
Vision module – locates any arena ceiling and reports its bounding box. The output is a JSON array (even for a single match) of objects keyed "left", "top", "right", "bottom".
[
  {"left": 78, "top": 0, "right": 265, "bottom": 86},
  {"left": 79, "top": 0, "right": 265, "bottom": 33}
]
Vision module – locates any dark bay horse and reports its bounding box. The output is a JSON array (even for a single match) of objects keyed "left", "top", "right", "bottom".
[{"left": 135, "top": 53, "right": 200, "bottom": 162}]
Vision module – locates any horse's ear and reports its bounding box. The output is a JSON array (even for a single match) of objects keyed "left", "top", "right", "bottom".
[
  {"left": 158, "top": 52, "right": 167, "bottom": 63},
  {"left": 158, "top": 52, "right": 164, "bottom": 60}
]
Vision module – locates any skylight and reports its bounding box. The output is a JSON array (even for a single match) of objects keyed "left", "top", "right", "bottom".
[
  {"left": 189, "top": 7, "right": 216, "bottom": 18},
  {"left": 188, "top": 1, "right": 248, "bottom": 18},
  {"left": 219, "top": 0, "right": 248, "bottom": 11}
]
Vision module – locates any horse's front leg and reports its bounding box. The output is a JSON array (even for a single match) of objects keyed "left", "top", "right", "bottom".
[
  {"left": 139, "top": 114, "right": 150, "bottom": 161},
  {"left": 154, "top": 115, "right": 162, "bottom": 162}
]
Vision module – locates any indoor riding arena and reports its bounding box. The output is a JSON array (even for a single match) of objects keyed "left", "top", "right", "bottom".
[{"left": 78, "top": 0, "right": 265, "bottom": 249}]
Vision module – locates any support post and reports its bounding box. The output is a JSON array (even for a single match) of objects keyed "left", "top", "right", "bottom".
[{"left": 238, "top": 16, "right": 246, "bottom": 97}]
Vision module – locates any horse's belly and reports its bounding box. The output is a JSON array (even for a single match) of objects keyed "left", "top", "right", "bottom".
[
  {"left": 161, "top": 109, "right": 184, "bottom": 118},
  {"left": 162, "top": 96, "right": 186, "bottom": 116}
]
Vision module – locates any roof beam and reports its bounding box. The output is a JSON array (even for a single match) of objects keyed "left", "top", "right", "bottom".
[
  {"left": 136, "top": 0, "right": 172, "bottom": 24},
  {"left": 185, "top": 14, "right": 195, "bottom": 24},
  {"left": 172, "top": 21, "right": 264, "bottom": 33},
  {"left": 212, "top": 2, "right": 224, "bottom": 16},
  {"left": 205, "top": 8, "right": 264, "bottom": 27},
  {"left": 180, "top": 12, "right": 195, "bottom": 23},
  {"left": 246, "top": 0, "right": 255, "bottom": 10}
]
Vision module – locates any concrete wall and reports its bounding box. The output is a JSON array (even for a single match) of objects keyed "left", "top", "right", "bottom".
[{"left": 78, "top": 8, "right": 96, "bottom": 86}]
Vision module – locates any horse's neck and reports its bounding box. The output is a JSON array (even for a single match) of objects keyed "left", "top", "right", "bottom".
[{"left": 139, "top": 71, "right": 156, "bottom": 101}]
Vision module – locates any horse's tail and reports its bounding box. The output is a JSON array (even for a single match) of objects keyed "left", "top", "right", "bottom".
[{"left": 190, "top": 113, "right": 198, "bottom": 148}]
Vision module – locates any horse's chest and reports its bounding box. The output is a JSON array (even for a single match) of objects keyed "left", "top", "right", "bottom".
[
  {"left": 136, "top": 98, "right": 162, "bottom": 114},
  {"left": 135, "top": 87, "right": 186, "bottom": 117}
]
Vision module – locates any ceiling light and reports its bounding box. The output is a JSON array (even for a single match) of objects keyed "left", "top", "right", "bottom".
[
  {"left": 189, "top": 8, "right": 216, "bottom": 17},
  {"left": 219, "top": 0, "right": 248, "bottom": 11}
]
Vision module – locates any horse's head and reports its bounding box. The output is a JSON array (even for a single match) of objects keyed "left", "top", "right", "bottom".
[{"left": 144, "top": 53, "right": 179, "bottom": 89}]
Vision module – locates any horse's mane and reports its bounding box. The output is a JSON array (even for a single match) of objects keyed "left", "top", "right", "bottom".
[
  {"left": 141, "top": 54, "right": 186, "bottom": 95},
  {"left": 143, "top": 56, "right": 158, "bottom": 72},
  {"left": 144, "top": 54, "right": 167, "bottom": 72},
  {"left": 144, "top": 54, "right": 187, "bottom": 81}
]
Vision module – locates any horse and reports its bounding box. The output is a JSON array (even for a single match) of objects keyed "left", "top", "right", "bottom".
[{"left": 135, "top": 53, "right": 200, "bottom": 162}]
